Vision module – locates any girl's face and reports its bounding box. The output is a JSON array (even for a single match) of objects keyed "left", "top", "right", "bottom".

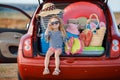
[{"left": 49, "top": 18, "right": 60, "bottom": 29}]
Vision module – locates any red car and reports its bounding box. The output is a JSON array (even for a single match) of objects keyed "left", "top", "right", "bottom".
[{"left": 18, "top": 0, "right": 120, "bottom": 80}]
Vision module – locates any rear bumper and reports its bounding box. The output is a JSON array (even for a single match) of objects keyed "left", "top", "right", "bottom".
[
  {"left": 18, "top": 50, "right": 120, "bottom": 80},
  {"left": 18, "top": 61, "right": 120, "bottom": 80}
]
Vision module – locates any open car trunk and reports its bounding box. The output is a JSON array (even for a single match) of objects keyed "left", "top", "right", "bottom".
[
  {"left": 36, "top": 1, "right": 109, "bottom": 57},
  {"left": 41, "top": 0, "right": 108, "bottom": 3}
]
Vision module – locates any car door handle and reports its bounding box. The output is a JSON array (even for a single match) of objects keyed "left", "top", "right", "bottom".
[{"left": 14, "top": 34, "right": 21, "bottom": 39}]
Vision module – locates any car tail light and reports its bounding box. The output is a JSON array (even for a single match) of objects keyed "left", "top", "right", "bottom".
[
  {"left": 110, "top": 39, "right": 120, "bottom": 58},
  {"left": 23, "top": 38, "right": 33, "bottom": 57}
]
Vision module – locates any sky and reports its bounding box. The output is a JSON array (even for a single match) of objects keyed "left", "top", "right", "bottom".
[
  {"left": 0, "top": 0, "right": 120, "bottom": 12},
  {"left": 108, "top": 0, "right": 120, "bottom": 12}
]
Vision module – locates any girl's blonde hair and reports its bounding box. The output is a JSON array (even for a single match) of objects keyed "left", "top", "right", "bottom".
[{"left": 48, "top": 15, "right": 67, "bottom": 37}]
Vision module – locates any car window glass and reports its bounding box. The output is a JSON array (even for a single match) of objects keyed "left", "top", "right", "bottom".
[
  {"left": 108, "top": 0, "right": 120, "bottom": 33},
  {"left": 114, "top": 13, "right": 120, "bottom": 33},
  {"left": 0, "top": 7, "right": 30, "bottom": 30},
  {"left": 7, "top": 4, "right": 38, "bottom": 17}
]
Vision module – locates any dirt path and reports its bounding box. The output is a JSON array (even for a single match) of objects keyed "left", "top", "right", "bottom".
[{"left": 0, "top": 63, "right": 17, "bottom": 80}]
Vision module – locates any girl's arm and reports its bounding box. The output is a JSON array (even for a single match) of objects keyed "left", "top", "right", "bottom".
[
  {"left": 45, "top": 27, "right": 49, "bottom": 35},
  {"left": 44, "top": 23, "right": 51, "bottom": 42},
  {"left": 45, "top": 22, "right": 51, "bottom": 35}
]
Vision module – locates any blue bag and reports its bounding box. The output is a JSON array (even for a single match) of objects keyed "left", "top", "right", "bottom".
[{"left": 40, "top": 33, "right": 49, "bottom": 54}]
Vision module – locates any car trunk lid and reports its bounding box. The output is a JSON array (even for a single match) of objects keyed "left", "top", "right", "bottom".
[{"left": 38, "top": 0, "right": 108, "bottom": 4}]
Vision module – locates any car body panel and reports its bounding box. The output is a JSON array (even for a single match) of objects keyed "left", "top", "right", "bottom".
[
  {"left": 0, "top": 32, "right": 22, "bottom": 58},
  {"left": 18, "top": 51, "right": 120, "bottom": 79}
]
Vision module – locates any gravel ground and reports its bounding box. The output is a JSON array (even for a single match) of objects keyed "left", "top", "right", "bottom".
[{"left": 0, "top": 63, "right": 18, "bottom": 80}]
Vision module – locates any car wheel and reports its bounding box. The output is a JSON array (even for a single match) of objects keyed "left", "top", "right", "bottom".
[{"left": 18, "top": 72, "right": 22, "bottom": 80}]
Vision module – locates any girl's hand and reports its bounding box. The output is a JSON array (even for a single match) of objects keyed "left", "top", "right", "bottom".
[{"left": 47, "top": 22, "right": 52, "bottom": 30}]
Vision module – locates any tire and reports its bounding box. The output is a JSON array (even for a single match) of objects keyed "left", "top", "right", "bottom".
[{"left": 18, "top": 72, "right": 22, "bottom": 80}]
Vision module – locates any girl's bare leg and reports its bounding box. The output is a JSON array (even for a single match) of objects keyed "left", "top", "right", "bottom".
[
  {"left": 52, "top": 49, "right": 62, "bottom": 75},
  {"left": 43, "top": 49, "right": 54, "bottom": 75}
]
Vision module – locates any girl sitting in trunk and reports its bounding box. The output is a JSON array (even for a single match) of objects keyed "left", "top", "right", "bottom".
[{"left": 43, "top": 15, "right": 69, "bottom": 75}]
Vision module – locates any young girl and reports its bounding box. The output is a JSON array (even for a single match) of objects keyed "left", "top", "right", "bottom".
[{"left": 43, "top": 15, "right": 69, "bottom": 75}]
